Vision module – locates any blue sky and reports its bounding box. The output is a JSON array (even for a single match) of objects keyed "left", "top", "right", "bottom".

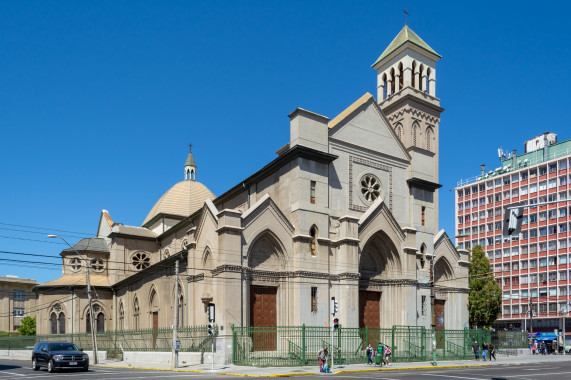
[{"left": 1, "top": 1, "right": 570, "bottom": 283}]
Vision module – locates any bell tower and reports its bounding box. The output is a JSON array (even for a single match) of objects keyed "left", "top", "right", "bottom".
[
  {"left": 372, "top": 25, "right": 444, "bottom": 231},
  {"left": 184, "top": 144, "right": 197, "bottom": 181}
]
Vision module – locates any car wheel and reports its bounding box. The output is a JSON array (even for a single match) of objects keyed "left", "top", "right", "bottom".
[
  {"left": 32, "top": 358, "right": 39, "bottom": 371},
  {"left": 82, "top": 365, "right": 89, "bottom": 372},
  {"left": 47, "top": 359, "right": 55, "bottom": 373}
]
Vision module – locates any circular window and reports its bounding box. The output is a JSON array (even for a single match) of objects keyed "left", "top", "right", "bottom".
[
  {"left": 91, "top": 258, "right": 104, "bottom": 272},
  {"left": 69, "top": 257, "right": 82, "bottom": 272},
  {"left": 132, "top": 252, "right": 151, "bottom": 270},
  {"left": 54, "top": 304, "right": 61, "bottom": 312},
  {"left": 92, "top": 304, "right": 101, "bottom": 313},
  {"left": 359, "top": 174, "right": 382, "bottom": 203},
  {"left": 164, "top": 249, "right": 170, "bottom": 258},
  {"left": 181, "top": 239, "right": 189, "bottom": 250}
]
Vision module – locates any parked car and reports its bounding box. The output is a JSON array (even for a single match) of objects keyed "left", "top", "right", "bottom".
[{"left": 32, "top": 341, "right": 89, "bottom": 373}]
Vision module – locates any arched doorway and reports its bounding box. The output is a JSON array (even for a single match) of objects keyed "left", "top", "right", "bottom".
[
  {"left": 248, "top": 232, "right": 284, "bottom": 351},
  {"left": 358, "top": 231, "right": 402, "bottom": 330}
]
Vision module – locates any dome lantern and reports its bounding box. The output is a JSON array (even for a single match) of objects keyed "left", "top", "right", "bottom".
[{"left": 185, "top": 143, "right": 197, "bottom": 181}]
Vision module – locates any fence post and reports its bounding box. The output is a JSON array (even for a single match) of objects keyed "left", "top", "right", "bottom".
[
  {"left": 302, "top": 324, "right": 306, "bottom": 365},
  {"left": 463, "top": 328, "right": 466, "bottom": 359},
  {"left": 391, "top": 326, "right": 395, "bottom": 362},
  {"left": 442, "top": 328, "right": 446, "bottom": 360},
  {"left": 337, "top": 325, "right": 341, "bottom": 363}
]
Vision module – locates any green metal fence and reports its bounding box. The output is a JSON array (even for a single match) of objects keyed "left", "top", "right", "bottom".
[
  {"left": 232, "top": 325, "right": 495, "bottom": 366},
  {"left": 0, "top": 325, "right": 217, "bottom": 355}
]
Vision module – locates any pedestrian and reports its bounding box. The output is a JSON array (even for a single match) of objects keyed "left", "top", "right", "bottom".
[
  {"left": 472, "top": 340, "right": 480, "bottom": 361},
  {"left": 552, "top": 340, "right": 557, "bottom": 355},
  {"left": 532, "top": 341, "right": 537, "bottom": 355},
  {"left": 376, "top": 343, "right": 383, "bottom": 366},
  {"left": 540, "top": 341, "right": 546, "bottom": 355},
  {"left": 317, "top": 346, "right": 328, "bottom": 372},
  {"left": 489, "top": 343, "right": 496, "bottom": 361},
  {"left": 366, "top": 344, "right": 373, "bottom": 365},
  {"left": 384, "top": 345, "right": 392, "bottom": 366},
  {"left": 482, "top": 341, "right": 488, "bottom": 361}
]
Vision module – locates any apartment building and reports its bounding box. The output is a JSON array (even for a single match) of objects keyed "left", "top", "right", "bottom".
[
  {"left": 0, "top": 275, "right": 37, "bottom": 333},
  {"left": 455, "top": 132, "right": 571, "bottom": 342}
]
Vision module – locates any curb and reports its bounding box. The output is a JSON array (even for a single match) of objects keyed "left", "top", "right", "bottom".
[
  {"left": 96, "top": 365, "right": 204, "bottom": 373},
  {"left": 335, "top": 363, "right": 492, "bottom": 374},
  {"left": 219, "top": 372, "right": 315, "bottom": 377}
]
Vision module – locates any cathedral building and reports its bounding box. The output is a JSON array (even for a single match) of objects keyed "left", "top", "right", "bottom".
[{"left": 34, "top": 25, "right": 469, "bottom": 363}]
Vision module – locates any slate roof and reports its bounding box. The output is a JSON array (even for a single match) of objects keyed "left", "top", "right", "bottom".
[
  {"left": 372, "top": 25, "right": 440, "bottom": 67},
  {"left": 185, "top": 151, "right": 196, "bottom": 167},
  {"left": 62, "top": 238, "right": 109, "bottom": 253}
]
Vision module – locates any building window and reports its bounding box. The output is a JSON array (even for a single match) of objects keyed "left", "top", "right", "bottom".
[
  {"left": 134, "top": 297, "right": 140, "bottom": 329},
  {"left": 13, "top": 308, "right": 25, "bottom": 317},
  {"left": 49, "top": 304, "right": 65, "bottom": 335},
  {"left": 86, "top": 304, "right": 105, "bottom": 333},
  {"left": 310, "top": 226, "right": 317, "bottom": 256},
  {"left": 421, "top": 295, "right": 426, "bottom": 316},
  {"left": 311, "top": 287, "right": 318, "bottom": 313},
  {"left": 13, "top": 289, "right": 25, "bottom": 301},
  {"left": 310, "top": 181, "right": 316, "bottom": 204},
  {"left": 421, "top": 207, "right": 426, "bottom": 226},
  {"left": 131, "top": 252, "right": 151, "bottom": 270},
  {"left": 119, "top": 302, "right": 125, "bottom": 330}
]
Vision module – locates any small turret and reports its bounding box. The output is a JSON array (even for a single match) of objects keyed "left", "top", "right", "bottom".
[{"left": 185, "top": 144, "right": 197, "bottom": 181}]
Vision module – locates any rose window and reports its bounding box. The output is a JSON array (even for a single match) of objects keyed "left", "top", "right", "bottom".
[
  {"left": 132, "top": 252, "right": 151, "bottom": 270},
  {"left": 69, "top": 258, "right": 82, "bottom": 272},
  {"left": 91, "top": 258, "right": 104, "bottom": 272},
  {"left": 360, "top": 174, "right": 381, "bottom": 203}
]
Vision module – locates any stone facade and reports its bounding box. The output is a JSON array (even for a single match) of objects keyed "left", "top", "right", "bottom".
[
  {"left": 0, "top": 276, "right": 36, "bottom": 333},
  {"left": 34, "top": 26, "right": 469, "bottom": 363}
]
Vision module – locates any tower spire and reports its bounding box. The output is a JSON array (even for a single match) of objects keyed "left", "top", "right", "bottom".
[{"left": 185, "top": 143, "right": 197, "bottom": 181}]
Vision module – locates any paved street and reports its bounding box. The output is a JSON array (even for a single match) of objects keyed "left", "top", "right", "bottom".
[{"left": 3, "top": 357, "right": 571, "bottom": 379}]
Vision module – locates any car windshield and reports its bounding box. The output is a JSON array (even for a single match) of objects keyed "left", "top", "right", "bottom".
[{"left": 49, "top": 343, "right": 79, "bottom": 351}]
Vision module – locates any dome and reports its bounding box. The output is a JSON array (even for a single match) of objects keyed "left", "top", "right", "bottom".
[{"left": 142, "top": 180, "right": 215, "bottom": 226}]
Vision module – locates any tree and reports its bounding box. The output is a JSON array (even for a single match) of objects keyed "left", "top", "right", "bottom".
[
  {"left": 469, "top": 245, "right": 502, "bottom": 329},
  {"left": 17, "top": 316, "right": 36, "bottom": 336}
]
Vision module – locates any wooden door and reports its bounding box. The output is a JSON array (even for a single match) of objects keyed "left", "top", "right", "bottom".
[
  {"left": 435, "top": 300, "right": 445, "bottom": 349},
  {"left": 250, "top": 286, "right": 277, "bottom": 351},
  {"left": 359, "top": 291, "right": 380, "bottom": 347},
  {"left": 152, "top": 312, "right": 159, "bottom": 349}
]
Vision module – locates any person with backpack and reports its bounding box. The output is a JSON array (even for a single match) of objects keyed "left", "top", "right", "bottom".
[
  {"left": 384, "top": 345, "right": 392, "bottom": 366},
  {"left": 365, "top": 344, "right": 373, "bottom": 365}
]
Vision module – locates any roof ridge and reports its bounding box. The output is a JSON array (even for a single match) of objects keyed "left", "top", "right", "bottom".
[{"left": 372, "top": 25, "right": 441, "bottom": 68}]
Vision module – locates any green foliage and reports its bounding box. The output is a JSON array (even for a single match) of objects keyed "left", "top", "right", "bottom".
[
  {"left": 17, "top": 316, "right": 36, "bottom": 336},
  {"left": 469, "top": 245, "right": 502, "bottom": 329},
  {"left": 0, "top": 330, "right": 11, "bottom": 337}
]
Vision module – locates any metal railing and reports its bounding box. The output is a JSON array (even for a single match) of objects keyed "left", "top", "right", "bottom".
[
  {"left": 0, "top": 325, "right": 217, "bottom": 355},
  {"left": 232, "top": 325, "right": 498, "bottom": 366}
]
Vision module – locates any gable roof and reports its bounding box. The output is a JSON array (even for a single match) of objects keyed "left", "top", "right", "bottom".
[{"left": 372, "top": 25, "right": 441, "bottom": 67}]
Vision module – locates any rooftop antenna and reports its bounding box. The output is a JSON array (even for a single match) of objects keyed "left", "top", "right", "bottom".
[{"left": 403, "top": 7, "right": 409, "bottom": 25}]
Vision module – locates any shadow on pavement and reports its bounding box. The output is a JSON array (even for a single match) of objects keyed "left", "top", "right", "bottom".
[{"left": 0, "top": 364, "right": 22, "bottom": 371}]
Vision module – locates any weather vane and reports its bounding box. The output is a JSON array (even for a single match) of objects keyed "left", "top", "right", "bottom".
[{"left": 403, "top": 8, "right": 409, "bottom": 25}]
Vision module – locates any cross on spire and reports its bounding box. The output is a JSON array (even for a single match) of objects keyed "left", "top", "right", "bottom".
[
  {"left": 188, "top": 143, "right": 192, "bottom": 152},
  {"left": 403, "top": 8, "right": 409, "bottom": 25}
]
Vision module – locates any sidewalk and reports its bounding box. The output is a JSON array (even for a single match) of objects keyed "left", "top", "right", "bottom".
[{"left": 95, "top": 354, "right": 571, "bottom": 376}]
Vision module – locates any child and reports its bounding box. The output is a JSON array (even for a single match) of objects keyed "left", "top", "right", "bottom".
[{"left": 384, "top": 345, "right": 392, "bottom": 366}]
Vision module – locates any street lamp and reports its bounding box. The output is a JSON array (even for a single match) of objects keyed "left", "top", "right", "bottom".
[{"left": 48, "top": 234, "right": 98, "bottom": 364}]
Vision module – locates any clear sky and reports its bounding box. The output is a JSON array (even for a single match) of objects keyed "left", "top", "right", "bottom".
[{"left": 2, "top": 1, "right": 570, "bottom": 283}]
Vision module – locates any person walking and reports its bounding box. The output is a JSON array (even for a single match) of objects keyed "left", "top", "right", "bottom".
[
  {"left": 489, "top": 343, "right": 496, "bottom": 361},
  {"left": 472, "top": 340, "right": 480, "bottom": 361},
  {"left": 552, "top": 340, "right": 557, "bottom": 355},
  {"left": 482, "top": 341, "right": 488, "bottom": 361},
  {"left": 384, "top": 345, "right": 392, "bottom": 366},
  {"left": 375, "top": 343, "right": 383, "bottom": 366},
  {"left": 318, "top": 346, "right": 328, "bottom": 372},
  {"left": 540, "top": 341, "right": 546, "bottom": 355},
  {"left": 532, "top": 341, "right": 537, "bottom": 355},
  {"left": 366, "top": 344, "right": 373, "bottom": 365}
]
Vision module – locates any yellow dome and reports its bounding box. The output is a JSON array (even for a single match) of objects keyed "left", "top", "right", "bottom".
[{"left": 142, "top": 180, "right": 215, "bottom": 226}]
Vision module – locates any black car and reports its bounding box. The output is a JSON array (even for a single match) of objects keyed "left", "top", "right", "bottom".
[{"left": 32, "top": 341, "right": 89, "bottom": 372}]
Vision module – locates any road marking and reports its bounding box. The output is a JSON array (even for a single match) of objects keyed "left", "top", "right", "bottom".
[
  {"left": 0, "top": 372, "right": 26, "bottom": 377},
  {"left": 419, "top": 374, "right": 483, "bottom": 380}
]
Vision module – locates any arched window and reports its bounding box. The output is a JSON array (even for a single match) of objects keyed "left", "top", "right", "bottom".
[
  {"left": 426, "top": 68, "right": 431, "bottom": 94},
  {"left": 382, "top": 74, "right": 388, "bottom": 100},
  {"left": 310, "top": 226, "right": 318, "bottom": 256},
  {"left": 390, "top": 68, "right": 395, "bottom": 95},
  {"left": 49, "top": 304, "right": 65, "bottom": 335},
  {"left": 86, "top": 304, "right": 105, "bottom": 333},
  {"left": 119, "top": 302, "right": 125, "bottom": 330},
  {"left": 50, "top": 313, "right": 57, "bottom": 334},
  {"left": 419, "top": 64, "right": 424, "bottom": 92},
  {"left": 395, "top": 124, "right": 403, "bottom": 141},
  {"left": 420, "top": 244, "right": 427, "bottom": 269},
  {"left": 413, "top": 123, "right": 420, "bottom": 147},
  {"left": 177, "top": 284, "right": 184, "bottom": 327},
  {"left": 426, "top": 127, "right": 434, "bottom": 151},
  {"left": 134, "top": 297, "right": 140, "bottom": 329},
  {"left": 412, "top": 61, "right": 417, "bottom": 88},
  {"left": 398, "top": 63, "right": 404, "bottom": 91}
]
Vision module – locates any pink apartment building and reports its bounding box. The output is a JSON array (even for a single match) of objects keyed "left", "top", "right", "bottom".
[{"left": 455, "top": 132, "right": 571, "bottom": 343}]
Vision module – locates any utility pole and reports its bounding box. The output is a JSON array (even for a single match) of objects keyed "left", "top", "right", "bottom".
[
  {"left": 172, "top": 259, "right": 180, "bottom": 369},
  {"left": 430, "top": 251, "right": 437, "bottom": 366},
  {"left": 48, "top": 235, "right": 98, "bottom": 364},
  {"left": 529, "top": 298, "right": 534, "bottom": 347}
]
